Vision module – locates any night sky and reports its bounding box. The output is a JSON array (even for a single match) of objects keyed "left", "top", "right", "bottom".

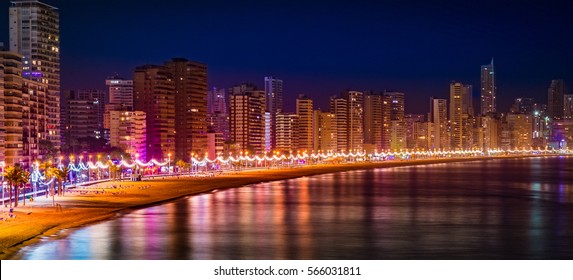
[{"left": 1, "top": 0, "right": 572, "bottom": 114}]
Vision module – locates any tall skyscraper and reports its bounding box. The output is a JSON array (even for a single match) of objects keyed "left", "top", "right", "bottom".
[
  {"left": 507, "top": 113, "right": 532, "bottom": 149},
  {"left": 511, "top": 97, "right": 535, "bottom": 114},
  {"left": 61, "top": 90, "right": 106, "bottom": 147},
  {"left": 207, "top": 87, "right": 227, "bottom": 115},
  {"left": 296, "top": 94, "right": 313, "bottom": 151},
  {"left": 548, "top": 79, "right": 567, "bottom": 120},
  {"left": 313, "top": 110, "right": 336, "bottom": 152},
  {"left": 165, "top": 58, "right": 208, "bottom": 159},
  {"left": 275, "top": 111, "right": 297, "bottom": 152},
  {"left": 229, "top": 83, "right": 266, "bottom": 154},
  {"left": 10, "top": 0, "right": 60, "bottom": 150},
  {"left": 133, "top": 65, "right": 175, "bottom": 161},
  {"left": 450, "top": 82, "right": 473, "bottom": 149},
  {"left": 342, "top": 91, "right": 364, "bottom": 152},
  {"left": 0, "top": 49, "right": 23, "bottom": 166},
  {"left": 405, "top": 114, "right": 426, "bottom": 149},
  {"left": 429, "top": 97, "right": 448, "bottom": 149},
  {"left": 382, "top": 92, "right": 405, "bottom": 150},
  {"left": 22, "top": 78, "right": 49, "bottom": 165},
  {"left": 106, "top": 77, "right": 134, "bottom": 110},
  {"left": 482, "top": 115, "right": 500, "bottom": 151},
  {"left": 207, "top": 87, "right": 229, "bottom": 141},
  {"left": 109, "top": 111, "right": 146, "bottom": 160},
  {"left": 564, "top": 94, "right": 573, "bottom": 119},
  {"left": 480, "top": 58, "right": 496, "bottom": 115},
  {"left": 363, "top": 92, "right": 383, "bottom": 151},
  {"left": 330, "top": 96, "right": 347, "bottom": 152},
  {"left": 264, "top": 76, "right": 283, "bottom": 150}
]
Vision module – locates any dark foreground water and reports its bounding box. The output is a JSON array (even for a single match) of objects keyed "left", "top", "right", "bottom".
[{"left": 14, "top": 157, "right": 573, "bottom": 259}]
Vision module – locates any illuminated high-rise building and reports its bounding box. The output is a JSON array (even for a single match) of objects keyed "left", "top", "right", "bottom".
[
  {"left": 405, "top": 114, "right": 426, "bottom": 149},
  {"left": 264, "top": 76, "right": 283, "bottom": 150},
  {"left": 275, "top": 111, "right": 297, "bottom": 152},
  {"left": 22, "top": 79, "right": 49, "bottom": 165},
  {"left": 61, "top": 90, "right": 106, "bottom": 149},
  {"left": 511, "top": 97, "right": 535, "bottom": 114},
  {"left": 480, "top": 58, "right": 496, "bottom": 115},
  {"left": 229, "top": 83, "right": 266, "bottom": 154},
  {"left": 109, "top": 111, "right": 146, "bottom": 160},
  {"left": 429, "top": 97, "right": 448, "bottom": 149},
  {"left": 296, "top": 94, "right": 313, "bottom": 151},
  {"left": 548, "top": 79, "right": 567, "bottom": 120},
  {"left": 564, "top": 94, "right": 573, "bottom": 119},
  {"left": 106, "top": 77, "right": 133, "bottom": 110},
  {"left": 330, "top": 96, "right": 347, "bottom": 152},
  {"left": 133, "top": 65, "right": 175, "bottom": 161},
  {"left": 10, "top": 0, "right": 60, "bottom": 150},
  {"left": 313, "top": 110, "right": 336, "bottom": 152},
  {"left": 482, "top": 115, "right": 500, "bottom": 151},
  {"left": 165, "top": 58, "right": 208, "bottom": 159},
  {"left": 342, "top": 91, "right": 364, "bottom": 152},
  {"left": 507, "top": 113, "right": 532, "bottom": 149},
  {"left": 0, "top": 49, "right": 23, "bottom": 166},
  {"left": 450, "top": 82, "right": 473, "bottom": 149},
  {"left": 363, "top": 92, "right": 383, "bottom": 151},
  {"left": 382, "top": 92, "right": 405, "bottom": 150},
  {"left": 207, "top": 87, "right": 230, "bottom": 141}
]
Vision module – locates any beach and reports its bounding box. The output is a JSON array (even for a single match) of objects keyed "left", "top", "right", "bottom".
[{"left": 0, "top": 155, "right": 554, "bottom": 260}]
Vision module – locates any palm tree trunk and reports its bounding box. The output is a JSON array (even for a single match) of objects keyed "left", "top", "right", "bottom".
[
  {"left": 14, "top": 185, "right": 19, "bottom": 207},
  {"left": 8, "top": 183, "right": 13, "bottom": 208},
  {"left": 23, "top": 184, "right": 26, "bottom": 206}
]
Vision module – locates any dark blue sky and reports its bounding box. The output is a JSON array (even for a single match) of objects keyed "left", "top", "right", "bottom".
[{"left": 1, "top": 0, "right": 572, "bottom": 113}]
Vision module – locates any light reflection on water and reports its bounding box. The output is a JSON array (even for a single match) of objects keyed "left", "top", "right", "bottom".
[{"left": 15, "top": 157, "right": 573, "bottom": 259}]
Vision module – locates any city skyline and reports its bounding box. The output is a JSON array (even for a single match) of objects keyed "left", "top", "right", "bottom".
[{"left": 1, "top": 0, "right": 571, "bottom": 113}]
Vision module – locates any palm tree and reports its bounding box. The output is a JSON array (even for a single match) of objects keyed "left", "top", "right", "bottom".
[
  {"left": 18, "top": 170, "right": 30, "bottom": 206},
  {"left": 44, "top": 167, "right": 61, "bottom": 206},
  {"left": 3, "top": 165, "right": 25, "bottom": 208},
  {"left": 39, "top": 161, "right": 53, "bottom": 198},
  {"left": 57, "top": 167, "right": 71, "bottom": 196},
  {"left": 175, "top": 160, "right": 188, "bottom": 174},
  {"left": 107, "top": 160, "right": 118, "bottom": 180},
  {"left": 44, "top": 167, "right": 57, "bottom": 201}
]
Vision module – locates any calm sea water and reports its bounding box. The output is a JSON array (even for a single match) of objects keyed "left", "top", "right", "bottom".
[{"left": 14, "top": 157, "right": 573, "bottom": 259}]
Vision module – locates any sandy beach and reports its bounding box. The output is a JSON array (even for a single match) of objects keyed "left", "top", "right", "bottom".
[{"left": 0, "top": 155, "right": 554, "bottom": 260}]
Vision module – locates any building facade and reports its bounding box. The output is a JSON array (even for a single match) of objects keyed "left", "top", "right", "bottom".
[
  {"left": 229, "top": 83, "right": 266, "bottom": 154},
  {"left": 10, "top": 0, "right": 60, "bottom": 150},
  {"left": 264, "top": 76, "right": 283, "bottom": 150},
  {"left": 165, "top": 58, "right": 208, "bottom": 159},
  {"left": 0, "top": 50, "right": 23, "bottom": 166},
  {"left": 133, "top": 65, "right": 175, "bottom": 161},
  {"left": 480, "top": 58, "right": 496, "bottom": 115},
  {"left": 450, "top": 82, "right": 473, "bottom": 149},
  {"left": 296, "top": 94, "right": 313, "bottom": 151},
  {"left": 275, "top": 111, "right": 297, "bottom": 152},
  {"left": 313, "top": 110, "right": 336, "bottom": 153},
  {"left": 109, "top": 111, "right": 146, "bottom": 160},
  {"left": 382, "top": 92, "right": 405, "bottom": 150},
  {"left": 548, "top": 79, "right": 566, "bottom": 120},
  {"left": 330, "top": 96, "right": 347, "bottom": 152},
  {"left": 364, "top": 92, "right": 383, "bottom": 151},
  {"left": 429, "top": 97, "right": 448, "bottom": 150}
]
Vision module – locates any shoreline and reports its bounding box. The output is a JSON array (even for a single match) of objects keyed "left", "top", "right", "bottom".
[{"left": 0, "top": 155, "right": 559, "bottom": 260}]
